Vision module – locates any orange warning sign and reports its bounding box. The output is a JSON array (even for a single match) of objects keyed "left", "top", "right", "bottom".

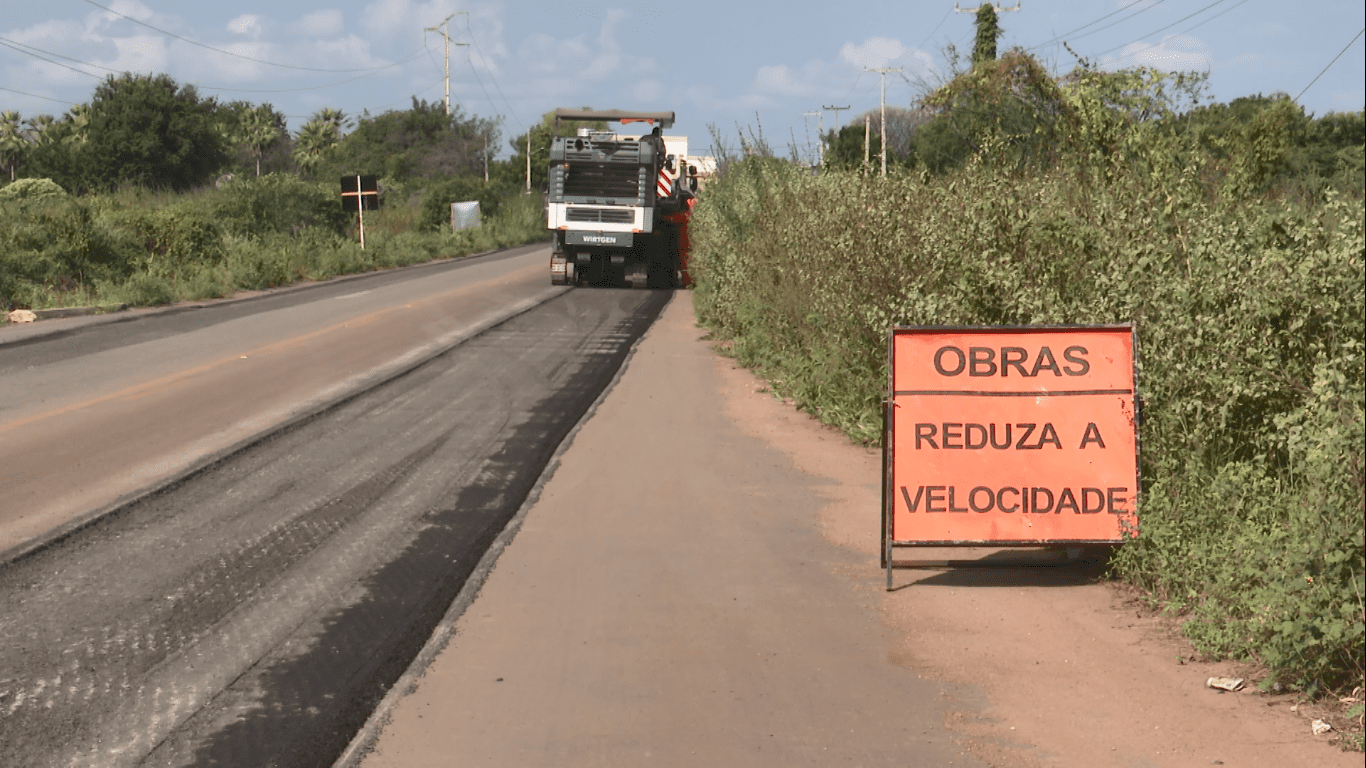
[{"left": 884, "top": 326, "right": 1138, "bottom": 546}]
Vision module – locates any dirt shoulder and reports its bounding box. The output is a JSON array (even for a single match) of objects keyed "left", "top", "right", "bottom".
[
  {"left": 710, "top": 323, "right": 1358, "bottom": 767},
  {"left": 359, "top": 292, "right": 1355, "bottom": 767}
]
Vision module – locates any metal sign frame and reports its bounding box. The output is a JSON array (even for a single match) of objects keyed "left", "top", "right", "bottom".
[{"left": 882, "top": 324, "right": 1140, "bottom": 586}]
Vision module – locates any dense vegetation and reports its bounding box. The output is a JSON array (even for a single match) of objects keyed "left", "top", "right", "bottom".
[
  {"left": 1, "top": 73, "right": 551, "bottom": 314},
  {"left": 0, "top": 174, "right": 545, "bottom": 311},
  {"left": 690, "top": 50, "right": 1364, "bottom": 728}
]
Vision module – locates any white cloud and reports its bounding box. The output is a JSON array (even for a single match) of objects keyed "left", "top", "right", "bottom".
[
  {"left": 1214, "top": 52, "right": 1267, "bottom": 76},
  {"left": 227, "top": 14, "right": 262, "bottom": 37},
  {"left": 300, "top": 10, "right": 345, "bottom": 38},
  {"left": 754, "top": 65, "right": 804, "bottom": 96},
  {"left": 1105, "top": 34, "right": 1212, "bottom": 73},
  {"left": 107, "top": 34, "right": 169, "bottom": 73},
  {"left": 363, "top": 0, "right": 464, "bottom": 40},
  {"left": 840, "top": 37, "right": 907, "bottom": 69},
  {"left": 516, "top": 10, "right": 653, "bottom": 83}
]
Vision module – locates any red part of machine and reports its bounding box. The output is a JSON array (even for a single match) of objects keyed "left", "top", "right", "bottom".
[{"left": 660, "top": 197, "right": 696, "bottom": 288}]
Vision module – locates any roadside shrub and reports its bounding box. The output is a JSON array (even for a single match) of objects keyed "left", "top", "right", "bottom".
[
  {"left": 0, "top": 195, "right": 145, "bottom": 299},
  {"left": 0, "top": 178, "right": 70, "bottom": 206},
  {"left": 417, "top": 177, "right": 520, "bottom": 231},
  {"left": 2, "top": 171, "right": 547, "bottom": 312},
  {"left": 690, "top": 108, "right": 1365, "bottom": 695},
  {"left": 210, "top": 173, "right": 347, "bottom": 236},
  {"left": 99, "top": 207, "right": 226, "bottom": 279},
  {"left": 101, "top": 272, "right": 177, "bottom": 306}
]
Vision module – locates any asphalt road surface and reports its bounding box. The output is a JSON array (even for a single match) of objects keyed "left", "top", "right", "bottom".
[{"left": 0, "top": 246, "right": 670, "bottom": 767}]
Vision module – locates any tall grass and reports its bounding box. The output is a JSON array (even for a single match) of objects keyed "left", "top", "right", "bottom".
[{"left": 1, "top": 174, "right": 549, "bottom": 314}]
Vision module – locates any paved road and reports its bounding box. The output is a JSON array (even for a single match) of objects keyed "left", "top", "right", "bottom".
[
  {"left": 0, "top": 248, "right": 670, "bottom": 766},
  {"left": 0, "top": 245, "right": 554, "bottom": 555}
]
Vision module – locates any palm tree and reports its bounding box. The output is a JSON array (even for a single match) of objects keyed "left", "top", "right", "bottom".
[
  {"left": 293, "top": 119, "right": 339, "bottom": 175},
  {"left": 310, "top": 107, "right": 351, "bottom": 136},
  {"left": 0, "top": 111, "right": 27, "bottom": 181},
  {"left": 64, "top": 104, "right": 92, "bottom": 145},
  {"left": 245, "top": 105, "right": 284, "bottom": 176}
]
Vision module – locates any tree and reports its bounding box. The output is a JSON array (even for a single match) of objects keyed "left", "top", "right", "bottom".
[
  {"left": 293, "top": 119, "right": 341, "bottom": 176},
  {"left": 972, "top": 5, "right": 1003, "bottom": 66},
  {"left": 23, "top": 114, "right": 58, "bottom": 147},
  {"left": 20, "top": 104, "right": 97, "bottom": 190},
  {"left": 0, "top": 111, "right": 26, "bottom": 181},
  {"left": 218, "top": 102, "right": 287, "bottom": 177},
  {"left": 317, "top": 98, "right": 499, "bottom": 181},
  {"left": 918, "top": 50, "right": 1071, "bottom": 174},
  {"left": 311, "top": 107, "right": 352, "bottom": 135},
  {"left": 821, "top": 108, "right": 932, "bottom": 171},
  {"left": 822, "top": 123, "right": 878, "bottom": 171},
  {"left": 76, "top": 73, "right": 230, "bottom": 191},
  {"left": 63, "top": 104, "right": 92, "bottom": 146}
]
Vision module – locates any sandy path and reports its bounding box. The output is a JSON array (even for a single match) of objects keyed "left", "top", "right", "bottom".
[{"left": 360, "top": 292, "right": 1355, "bottom": 767}]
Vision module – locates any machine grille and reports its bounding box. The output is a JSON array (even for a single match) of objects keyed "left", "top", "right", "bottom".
[
  {"left": 566, "top": 207, "right": 635, "bottom": 224},
  {"left": 563, "top": 164, "right": 642, "bottom": 199}
]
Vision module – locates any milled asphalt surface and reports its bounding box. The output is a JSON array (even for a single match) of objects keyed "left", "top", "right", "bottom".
[{"left": 0, "top": 249, "right": 672, "bottom": 766}]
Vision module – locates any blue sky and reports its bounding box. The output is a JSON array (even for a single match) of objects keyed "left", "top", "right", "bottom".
[{"left": 3, "top": 1, "right": 1363, "bottom": 162}]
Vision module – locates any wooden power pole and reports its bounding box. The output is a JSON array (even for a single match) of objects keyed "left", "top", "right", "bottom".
[
  {"left": 424, "top": 13, "right": 469, "bottom": 116},
  {"left": 863, "top": 67, "right": 902, "bottom": 176}
]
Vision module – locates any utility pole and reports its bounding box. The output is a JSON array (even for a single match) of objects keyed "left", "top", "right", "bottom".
[
  {"left": 424, "top": 12, "right": 469, "bottom": 116},
  {"left": 823, "top": 104, "right": 850, "bottom": 131},
  {"left": 863, "top": 116, "right": 870, "bottom": 173},
  {"left": 802, "top": 110, "right": 822, "bottom": 166},
  {"left": 953, "top": 1, "right": 1020, "bottom": 11},
  {"left": 863, "top": 67, "right": 901, "bottom": 176}
]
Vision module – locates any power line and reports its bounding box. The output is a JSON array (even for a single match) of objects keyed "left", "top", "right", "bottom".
[
  {"left": 196, "top": 50, "right": 428, "bottom": 94},
  {"left": 1059, "top": 0, "right": 1170, "bottom": 47},
  {"left": 0, "top": 35, "right": 119, "bottom": 75},
  {"left": 918, "top": 8, "right": 955, "bottom": 49},
  {"left": 1177, "top": 0, "right": 1248, "bottom": 36},
  {"left": 463, "top": 53, "right": 501, "bottom": 124},
  {"left": 463, "top": 17, "right": 523, "bottom": 130},
  {"left": 1295, "top": 28, "right": 1364, "bottom": 104},
  {"left": 371, "top": 80, "right": 445, "bottom": 114},
  {"left": 0, "top": 38, "right": 104, "bottom": 79},
  {"left": 77, "top": 0, "right": 420, "bottom": 74},
  {"left": 839, "top": 70, "right": 865, "bottom": 103},
  {"left": 1027, "top": 0, "right": 1150, "bottom": 52},
  {"left": 0, "top": 85, "right": 74, "bottom": 105},
  {"left": 1094, "top": 0, "right": 1230, "bottom": 60}
]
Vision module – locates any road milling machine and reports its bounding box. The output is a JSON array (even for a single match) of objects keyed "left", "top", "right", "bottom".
[{"left": 546, "top": 109, "right": 698, "bottom": 288}]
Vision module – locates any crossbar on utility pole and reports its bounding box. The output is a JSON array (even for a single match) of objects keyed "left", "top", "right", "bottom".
[
  {"left": 863, "top": 67, "right": 901, "bottom": 176},
  {"left": 424, "top": 13, "right": 469, "bottom": 116},
  {"left": 953, "top": 1, "right": 1021, "bottom": 11},
  {"left": 823, "top": 104, "right": 851, "bottom": 131}
]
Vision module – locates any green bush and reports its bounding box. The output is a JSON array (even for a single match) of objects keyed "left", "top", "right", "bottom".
[
  {"left": 1, "top": 172, "right": 548, "bottom": 313},
  {"left": 0, "top": 178, "right": 70, "bottom": 206},
  {"left": 691, "top": 84, "right": 1365, "bottom": 696},
  {"left": 99, "top": 206, "right": 226, "bottom": 278},
  {"left": 417, "top": 177, "right": 520, "bottom": 231},
  {"left": 210, "top": 173, "right": 347, "bottom": 236}
]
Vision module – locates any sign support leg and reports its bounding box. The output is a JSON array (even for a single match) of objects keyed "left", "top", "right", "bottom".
[{"left": 357, "top": 175, "right": 366, "bottom": 250}]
